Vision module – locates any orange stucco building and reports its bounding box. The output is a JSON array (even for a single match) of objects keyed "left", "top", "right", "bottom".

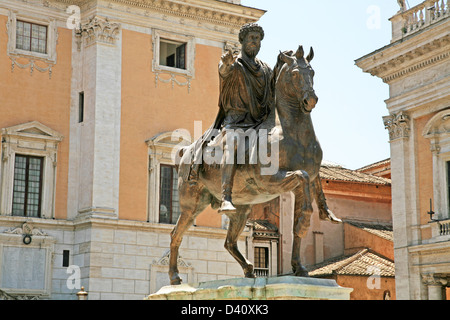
[{"left": 0, "top": 0, "right": 267, "bottom": 300}]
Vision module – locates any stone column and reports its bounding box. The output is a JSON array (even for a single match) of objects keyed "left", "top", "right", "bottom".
[
  {"left": 422, "top": 273, "right": 448, "bottom": 300},
  {"left": 76, "top": 16, "right": 122, "bottom": 219}
]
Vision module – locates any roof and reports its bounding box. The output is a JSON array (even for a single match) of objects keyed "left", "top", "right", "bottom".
[
  {"left": 308, "top": 249, "right": 395, "bottom": 277},
  {"left": 319, "top": 164, "right": 391, "bottom": 185},
  {"left": 249, "top": 220, "right": 279, "bottom": 238},
  {"left": 357, "top": 158, "right": 390, "bottom": 172},
  {"left": 344, "top": 220, "right": 394, "bottom": 242}
]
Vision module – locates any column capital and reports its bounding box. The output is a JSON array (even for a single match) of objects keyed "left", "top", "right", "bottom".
[
  {"left": 80, "top": 16, "right": 121, "bottom": 47},
  {"left": 421, "top": 273, "right": 448, "bottom": 286},
  {"left": 383, "top": 111, "right": 410, "bottom": 142}
]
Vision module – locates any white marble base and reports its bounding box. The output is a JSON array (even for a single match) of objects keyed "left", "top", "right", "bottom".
[{"left": 146, "top": 276, "right": 353, "bottom": 300}]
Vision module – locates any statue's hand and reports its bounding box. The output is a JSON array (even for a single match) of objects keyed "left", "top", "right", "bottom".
[{"left": 221, "top": 49, "right": 235, "bottom": 66}]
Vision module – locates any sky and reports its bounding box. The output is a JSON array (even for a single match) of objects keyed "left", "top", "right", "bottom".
[{"left": 240, "top": 0, "right": 423, "bottom": 170}]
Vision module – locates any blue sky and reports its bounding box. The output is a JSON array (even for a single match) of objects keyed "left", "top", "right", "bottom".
[{"left": 240, "top": 0, "right": 423, "bottom": 169}]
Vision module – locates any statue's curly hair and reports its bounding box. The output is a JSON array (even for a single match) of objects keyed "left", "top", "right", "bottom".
[{"left": 238, "top": 23, "right": 265, "bottom": 43}]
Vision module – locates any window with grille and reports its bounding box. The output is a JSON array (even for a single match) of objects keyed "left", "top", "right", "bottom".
[
  {"left": 159, "top": 165, "right": 181, "bottom": 224},
  {"left": 254, "top": 247, "right": 268, "bottom": 269},
  {"left": 16, "top": 20, "right": 47, "bottom": 54},
  {"left": 12, "top": 155, "right": 44, "bottom": 217}
]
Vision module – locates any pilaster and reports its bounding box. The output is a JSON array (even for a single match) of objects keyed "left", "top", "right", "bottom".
[
  {"left": 76, "top": 15, "right": 122, "bottom": 220},
  {"left": 383, "top": 111, "right": 415, "bottom": 299}
]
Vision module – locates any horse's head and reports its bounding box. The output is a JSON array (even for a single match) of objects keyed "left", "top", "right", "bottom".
[{"left": 272, "top": 46, "right": 318, "bottom": 114}]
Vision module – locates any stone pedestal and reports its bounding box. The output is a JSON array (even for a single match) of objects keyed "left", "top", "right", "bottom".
[{"left": 146, "top": 276, "right": 353, "bottom": 300}]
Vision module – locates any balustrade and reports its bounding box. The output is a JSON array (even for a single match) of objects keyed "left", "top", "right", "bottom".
[
  {"left": 254, "top": 268, "right": 269, "bottom": 278},
  {"left": 401, "top": 0, "right": 449, "bottom": 36},
  {"left": 429, "top": 218, "right": 450, "bottom": 240},
  {"left": 439, "top": 219, "right": 450, "bottom": 236}
]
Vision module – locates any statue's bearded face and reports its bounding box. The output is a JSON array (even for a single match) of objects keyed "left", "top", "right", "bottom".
[{"left": 242, "top": 31, "right": 262, "bottom": 58}]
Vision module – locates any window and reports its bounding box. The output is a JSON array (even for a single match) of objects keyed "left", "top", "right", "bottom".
[
  {"left": 6, "top": 11, "right": 57, "bottom": 67},
  {"left": 152, "top": 29, "right": 195, "bottom": 79},
  {"left": 254, "top": 247, "right": 269, "bottom": 277},
  {"left": 15, "top": 20, "right": 47, "bottom": 54},
  {"left": 147, "top": 130, "right": 191, "bottom": 224},
  {"left": 159, "top": 165, "right": 181, "bottom": 224},
  {"left": 160, "top": 39, "right": 186, "bottom": 70},
  {"left": 12, "top": 155, "right": 43, "bottom": 217},
  {"left": 423, "top": 109, "right": 450, "bottom": 220},
  {"left": 79, "top": 92, "right": 84, "bottom": 123},
  {"left": 254, "top": 247, "right": 268, "bottom": 269},
  {"left": 0, "top": 121, "right": 63, "bottom": 219}
]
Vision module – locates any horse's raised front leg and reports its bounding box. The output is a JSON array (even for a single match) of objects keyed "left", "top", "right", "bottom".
[
  {"left": 291, "top": 183, "right": 313, "bottom": 277},
  {"left": 312, "top": 175, "right": 342, "bottom": 224},
  {"left": 224, "top": 205, "right": 256, "bottom": 278}
]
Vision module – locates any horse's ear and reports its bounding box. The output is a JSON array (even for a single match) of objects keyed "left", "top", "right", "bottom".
[
  {"left": 279, "top": 50, "right": 295, "bottom": 66},
  {"left": 295, "top": 45, "right": 304, "bottom": 59},
  {"left": 306, "top": 47, "right": 314, "bottom": 63}
]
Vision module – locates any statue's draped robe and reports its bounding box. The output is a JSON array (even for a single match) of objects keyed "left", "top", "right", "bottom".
[
  {"left": 219, "top": 57, "right": 273, "bottom": 130},
  {"left": 187, "top": 55, "right": 273, "bottom": 177}
]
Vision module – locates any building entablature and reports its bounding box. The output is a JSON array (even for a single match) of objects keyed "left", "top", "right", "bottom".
[
  {"left": 52, "top": 0, "right": 264, "bottom": 36},
  {"left": 355, "top": 19, "right": 449, "bottom": 85}
]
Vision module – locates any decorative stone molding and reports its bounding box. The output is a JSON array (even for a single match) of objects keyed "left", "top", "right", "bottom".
[
  {"left": 152, "top": 249, "right": 192, "bottom": 268},
  {"left": 151, "top": 28, "right": 196, "bottom": 91},
  {"left": 10, "top": 57, "right": 53, "bottom": 78},
  {"left": 155, "top": 72, "right": 192, "bottom": 92},
  {"left": 146, "top": 131, "right": 191, "bottom": 223},
  {"left": 149, "top": 249, "right": 194, "bottom": 294},
  {"left": 6, "top": 10, "right": 58, "bottom": 78},
  {"left": 421, "top": 273, "right": 448, "bottom": 286},
  {"left": 356, "top": 34, "right": 450, "bottom": 83},
  {"left": 224, "top": 41, "right": 241, "bottom": 54},
  {"left": 422, "top": 109, "right": 450, "bottom": 220},
  {"left": 383, "top": 111, "right": 411, "bottom": 141},
  {"left": 106, "top": 0, "right": 258, "bottom": 28},
  {"left": 0, "top": 121, "right": 63, "bottom": 219},
  {"left": 423, "top": 108, "right": 450, "bottom": 140},
  {"left": 381, "top": 49, "right": 450, "bottom": 83},
  {"left": 4, "top": 221, "right": 48, "bottom": 237},
  {"left": 80, "top": 16, "right": 121, "bottom": 47}
]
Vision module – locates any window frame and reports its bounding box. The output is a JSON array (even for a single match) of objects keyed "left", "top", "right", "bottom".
[
  {"left": 152, "top": 29, "right": 195, "bottom": 78},
  {"left": 146, "top": 131, "right": 191, "bottom": 224},
  {"left": 6, "top": 10, "right": 57, "bottom": 64},
  {"left": 15, "top": 20, "right": 48, "bottom": 54},
  {"left": 12, "top": 154, "right": 44, "bottom": 218},
  {"left": 0, "top": 122, "right": 63, "bottom": 219},
  {"left": 254, "top": 246, "right": 269, "bottom": 269},
  {"left": 423, "top": 108, "right": 450, "bottom": 220}
]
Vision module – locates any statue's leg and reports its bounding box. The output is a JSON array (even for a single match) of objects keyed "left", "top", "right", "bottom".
[
  {"left": 224, "top": 205, "right": 256, "bottom": 278},
  {"left": 219, "top": 144, "right": 237, "bottom": 213},
  {"left": 169, "top": 188, "right": 211, "bottom": 285},
  {"left": 312, "top": 176, "right": 342, "bottom": 224},
  {"left": 291, "top": 184, "right": 314, "bottom": 277}
]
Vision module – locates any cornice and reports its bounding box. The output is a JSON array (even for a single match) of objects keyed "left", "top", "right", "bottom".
[
  {"left": 361, "top": 34, "right": 450, "bottom": 83},
  {"left": 53, "top": 0, "right": 264, "bottom": 28}
]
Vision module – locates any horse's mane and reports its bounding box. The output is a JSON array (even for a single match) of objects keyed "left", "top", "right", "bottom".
[{"left": 270, "top": 50, "right": 294, "bottom": 96}]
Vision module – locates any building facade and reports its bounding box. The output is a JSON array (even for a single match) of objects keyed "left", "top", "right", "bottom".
[
  {"left": 356, "top": 0, "right": 450, "bottom": 300},
  {"left": 0, "top": 0, "right": 267, "bottom": 300},
  {"left": 0, "top": 0, "right": 398, "bottom": 300}
]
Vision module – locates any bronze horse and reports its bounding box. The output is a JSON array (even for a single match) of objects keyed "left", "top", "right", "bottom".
[{"left": 169, "top": 46, "right": 341, "bottom": 285}]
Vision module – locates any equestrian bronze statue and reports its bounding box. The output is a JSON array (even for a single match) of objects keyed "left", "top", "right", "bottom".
[{"left": 169, "top": 23, "right": 341, "bottom": 286}]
